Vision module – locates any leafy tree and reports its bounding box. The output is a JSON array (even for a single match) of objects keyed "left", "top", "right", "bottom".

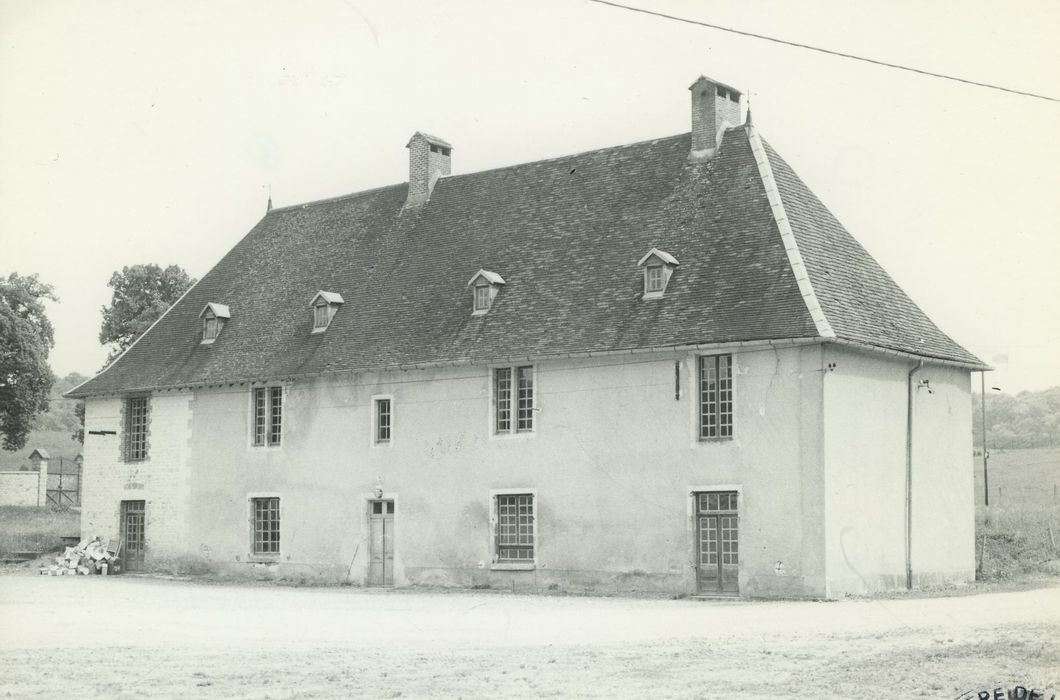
[
  {"left": 99, "top": 264, "right": 195, "bottom": 363},
  {"left": 0, "top": 273, "right": 57, "bottom": 451},
  {"left": 972, "top": 387, "right": 1060, "bottom": 450}
]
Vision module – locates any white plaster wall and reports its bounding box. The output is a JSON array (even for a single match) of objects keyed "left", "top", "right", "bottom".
[
  {"left": 81, "top": 393, "right": 193, "bottom": 559},
  {"left": 822, "top": 346, "right": 974, "bottom": 596},
  {"left": 0, "top": 470, "right": 43, "bottom": 506},
  {"left": 183, "top": 345, "right": 827, "bottom": 596}
]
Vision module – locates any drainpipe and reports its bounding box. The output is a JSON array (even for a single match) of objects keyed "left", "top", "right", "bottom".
[{"left": 905, "top": 360, "right": 923, "bottom": 590}]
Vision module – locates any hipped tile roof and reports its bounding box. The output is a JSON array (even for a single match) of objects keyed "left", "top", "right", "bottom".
[{"left": 69, "top": 127, "right": 983, "bottom": 397}]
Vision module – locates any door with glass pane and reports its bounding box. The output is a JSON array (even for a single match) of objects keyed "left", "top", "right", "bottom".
[
  {"left": 120, "top": 500, "right": 146, "bottom": 572},
  {"left": 368, "top": 500, "right": 394, "bottom": 586},
  {"left": 695, "top": 491, "right": 739, "bottom": 595}
]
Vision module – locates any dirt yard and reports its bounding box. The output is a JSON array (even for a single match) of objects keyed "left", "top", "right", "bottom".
[{"left": 1, "top": 574, "right": 1058, "bottom": 699}]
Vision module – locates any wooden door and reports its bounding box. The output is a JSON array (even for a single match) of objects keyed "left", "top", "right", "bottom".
[
  {"left": 368, "top": 500, "right": 394, "bottom": 586},
  {"left": 120, "top": 500, "right": 146, "bottom": 572},
  {"left": 695, "top": 492, "right": 739, "bottom": 595}
]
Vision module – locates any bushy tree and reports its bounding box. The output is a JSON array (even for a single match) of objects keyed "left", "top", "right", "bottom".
[
  {"left": 0, "top": 273, "right": 57, "bottom": 450},
  {"left": 973, "top": 387, "right": 1060, "bottom": 449},
  {"left": 99, "top": 264, "right": 195, "bottom": 363}
]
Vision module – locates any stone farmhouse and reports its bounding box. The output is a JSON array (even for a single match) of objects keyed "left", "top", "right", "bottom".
[{"left": 68, "top": 76, "right": 986, "bottom": 597}]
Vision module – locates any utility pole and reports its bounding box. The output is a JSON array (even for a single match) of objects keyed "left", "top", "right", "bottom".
[{"left": 981, "top": 372, "right": 989, "bottom": 507}]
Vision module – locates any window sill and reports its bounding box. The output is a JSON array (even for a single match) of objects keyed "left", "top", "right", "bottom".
[
  {"left": 248, "top": 555, "right": 281, "bottom": 564},
  {"left": 697, "top": 436, "right": 734, "bottom": 443},
  {"left": 491, "top": 562, "right": 535, "bottom": 571}
]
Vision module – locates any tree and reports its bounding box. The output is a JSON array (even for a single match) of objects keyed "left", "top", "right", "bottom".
[
  {"left": 99, "top": 264, "right": 195, "bottom": 363},
  {"left": 0, "top": 273, "right": 57, "bottom": 451}
]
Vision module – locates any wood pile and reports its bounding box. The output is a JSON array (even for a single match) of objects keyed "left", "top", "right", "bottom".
[{"left": 41, "top": 537, "right": 120, "bottom": 576}]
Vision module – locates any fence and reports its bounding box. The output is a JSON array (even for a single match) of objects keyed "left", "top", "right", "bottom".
[{"left": 46, "top": 456, "right": 82, "bottom": 507}]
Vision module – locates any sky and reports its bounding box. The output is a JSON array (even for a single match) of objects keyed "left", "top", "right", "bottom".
[{"left": 1, "top": 0, "right": 1057, "bottom": 392}]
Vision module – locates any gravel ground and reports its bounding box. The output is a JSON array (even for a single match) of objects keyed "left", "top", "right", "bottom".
[{"left": 1, "top": 573, "right": 1058, "bottom": 698}]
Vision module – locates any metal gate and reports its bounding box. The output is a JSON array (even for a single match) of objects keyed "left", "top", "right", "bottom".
[
  {"left": 367, "top": 500, "right": 394, "bottom": 586},
  {"left": 695, "top": 491, "right": 739, "bottom": 595},
  {"left": 120, "top": 500, "right": 146, "bottom": 572}
]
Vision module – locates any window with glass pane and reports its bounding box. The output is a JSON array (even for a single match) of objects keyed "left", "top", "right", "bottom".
[
  {"left": 494, "top": 367, "right": 512, "bottom": 432},
  {"left": 202, "top": 314, "right": 218, "bottom": 340},
  {"left": 123, "top": 397, "right": 149, "bottom": 462},
  {"left": 252, "top": 497, "right": 280, "bottom": 555},
  {"left": 252, "top": 387, "right": 283, "bottom": 446},
  {"left": 313, "top": 302, "right": 330, "bottom": 328},
  {"left": 699, "top": 354, "right": 733, "bottom": 439},
  {"left": 496, "top": 494, "right": 534, "bottom": 562},
  {"left": 516, "top": 366, "right": 533, "bottom": 431},
  {"left": 646, "top": 265, "right": 665, "bottom": 292},
  {"left": 375, "top": 398, "right": 391, "bottom": 443},
  {"left": 474, "top": 284, "right": 491, "bottom": 311}
]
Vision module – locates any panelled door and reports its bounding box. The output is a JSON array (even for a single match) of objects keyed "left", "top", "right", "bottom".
[
  {"left": 368, "top": 500, "right": 395, "bottom": 586},
  {"left": 120, "top": 500, "right": 146, "bottom": 572},
  {"left": 695, "top": 491, "right": 739, "bottom": 595}
]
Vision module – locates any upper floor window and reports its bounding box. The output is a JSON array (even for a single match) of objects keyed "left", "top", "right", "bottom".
[
  {"left": 252, "top": 386, "right": 283, "bottom": 447},
  {"left": 467, "top": 270, "right": 505, "bottom": 316},
  {"left": 637, "top": 248, "right": 679, "bottom": 299},
  {"left": 373, "top": 397, "right": 392, "bottom": 445},
  {"left": 198, "top": 303, "right": 231, "bottom": 344},
  {"left": 494, "top": 366, "right": 534, "bottom": 434},
  {"left": 699, "top": 354, "right": 733, "bottom": 439},
  {"left": 309, "top": 291, "right": 344, "bottom": 333},
  {"left": 122, "top": 396, "right": 150, "bottom": 462}
]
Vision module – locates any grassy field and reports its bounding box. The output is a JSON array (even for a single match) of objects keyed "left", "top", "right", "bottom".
[
  {"left": 0, "top": 430, "right": 82, "bottom": 472},
  {"left": 972, "top": 448, "right": 1060, "bottom": 580},
  {"left": 0, "top": 506, "right": 80, "bottom": 556}
]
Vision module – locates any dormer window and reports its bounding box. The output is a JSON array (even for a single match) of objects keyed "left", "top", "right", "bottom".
[
  {"left": 198, "top": 303, "right": 231, "bottom": 344},
  {"left": 467, "top": 270, "right": 505, "bottom": 316},
  {"left": 309, "top": 291, "right": 344, "bottom": 333},
  {"left": 637, "top": 248, "right": 679, "bottom": 299}
]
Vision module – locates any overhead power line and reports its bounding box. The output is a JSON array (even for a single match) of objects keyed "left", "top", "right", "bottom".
[{"left": 588, "top": 0, "right": 1060, "bottom": 103}]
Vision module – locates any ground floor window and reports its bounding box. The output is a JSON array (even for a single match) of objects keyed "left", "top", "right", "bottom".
[
  {"left": 252, "top": 497, "right": 280, "bottom": 555},
  {"left": 495, "top": 493, "right": 534, "bottom": 562}
]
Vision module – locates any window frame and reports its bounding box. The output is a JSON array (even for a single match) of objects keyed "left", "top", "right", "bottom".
[
  {"left": 248, "top": 494, "right": 281, "bottom": 559},
  {"left": 371, "top": 395, "right": 394, "bottom": 447},
  {"left": 491, "top": 365, "right": 536, "bottom": 437},
  {"left": 473, "top": 283, "right": 492, "bottom": 312},
  {"left": 645, "top": 264, "right": 665, "bottom": 292},
  {"left": 122, "top": 395, "right": 150, "bottom": 463},
  {"left": 490, "top": 488, "right": 537, "bottom": 570},
  {"left": 698, "top": 354, "right": 734, "bottom": 440},
  {"left": 251, "top": 385, "right": 284, "bottom": 448},
  {"left": 202, "top": 312, "right": 220, "bottom": 343},
  {"left": 312, "top": 300, "right": 331, "bottom": 330}
]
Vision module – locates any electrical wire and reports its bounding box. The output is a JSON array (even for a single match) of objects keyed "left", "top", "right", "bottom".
[{"left": 588, "top": 0, "right": 1060, "bottom": 103}]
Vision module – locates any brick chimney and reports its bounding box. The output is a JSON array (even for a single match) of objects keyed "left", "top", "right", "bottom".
[
  {"left": 689, "top": 76, "right": 742, "bottom": 162},
  {"left": 406, "top": 132, "right": 452, "bottom": 207}
]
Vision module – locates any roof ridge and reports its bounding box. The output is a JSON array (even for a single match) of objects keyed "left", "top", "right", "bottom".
[
  {"left": 745, "top": 123, "right": 835, "bottom": 339},
  {"left": 267, "top": 132, "right": 696, "bottom": 215}
]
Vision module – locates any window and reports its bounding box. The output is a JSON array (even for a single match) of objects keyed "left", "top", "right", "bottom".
[
  {"left": 637, "top": 249, "right": 679, "bottom": 299},
  {"left": 375, "top": 398, "right": 392, "bottom": 444},
  {"left": 251, "top": 497, "right": 280, "bottom": 556},
  {"left": 252, "top": 387, "right": 283, "bottom": 446},
  {"left": 474, "top": 284, "right": 491, "bottom": 312},
  {"left": 313, "top": 301, "right": 329, "bottom": 329},
  {"left": 494, "top": 366, "right": 533, "bottom": 434},
  {"left": 308, "top": 291, "right": 343, "bottom": 333},
  {"left": 645, "top": 265, "right": 665, "bottom": 292},
  {"left": 495, "top": 493, "right": 534, "bottom": 563},
  {"left": 198, "top": 303, "right": 230, "bottom": 343},
  {"left": 203, "top": 313, "right": 220, "bottom": 341},
  {"left": 123, "top": 396, "right": 149, "bottom": 462},
  {"left": 699, "top": 354, "right": 733, "bottom": 439}
]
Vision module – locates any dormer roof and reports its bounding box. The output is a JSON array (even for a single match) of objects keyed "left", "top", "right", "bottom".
[
  {"left": 199, "top": 303, "right": 231, "bottom": 319},
  {"left": 467, "top": 270, "right": 505, "bottom": 287},
  {"left": 310, "top": 291, "right": 345, "bottom": 307},
  {"left": 638, "top": 248, "right": 680, "bottom": 267}
]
